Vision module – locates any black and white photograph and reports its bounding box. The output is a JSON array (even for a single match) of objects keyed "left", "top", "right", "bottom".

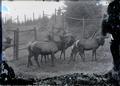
[{"left": 1, "top": 0, "right": 120, "bottom": 85}]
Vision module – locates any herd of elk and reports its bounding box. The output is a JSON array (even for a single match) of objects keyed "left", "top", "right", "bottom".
[
  {"left": 2, "top": 31, "right": 107, "bottom": 68},
  {"left": 27, "top": 33, "right": 75, "bottom": 67},
  {"left": 27, "top": 31, "right": 106, "bottom": 67}
]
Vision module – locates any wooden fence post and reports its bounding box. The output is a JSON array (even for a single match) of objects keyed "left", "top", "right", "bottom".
[
  {"left": 82, "top": 17, "right": 85, "bottom": 38},
  {"left": 17, "top": 16, "right": 19, "bottom": 24},
  {"left": 16, "top": 28, "right": 19, "bottom": 59},
  {"left": 62, "top": 13, "right": 66, "bottom": 33},
  {"left": 33, "top": 12, "right": 35, "bottom": 21},
  {"left": 51, "top": 9, "right": 57, "bottom": 38},
  {"left": 43, "top": 11, "right": 45, "bottom": 18},
  {"left": 13, "top": 30, "right": 16, "bottom": 60},
  {"left": 24, "top": 15, "right": 27, "bottom": 23},
  {"left": 34, "top": 27, "right": 37, "bottom": 40},
  {"left": 13, "top": 28, "right": 19, "bottom": 60},
  {"left": 55, "top": 9, "right": 56, "bottom": 23}
]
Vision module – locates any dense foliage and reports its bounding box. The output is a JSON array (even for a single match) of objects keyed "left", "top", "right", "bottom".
[{"left": 65, "top": 1, "right": 102, "bottom": 26}]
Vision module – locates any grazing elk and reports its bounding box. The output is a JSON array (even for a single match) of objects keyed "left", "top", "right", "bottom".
[
  {"left": 27, "top": 35, "right": 62, "bottom": 67},
  {"left": 27, "top": 33, "right": 75, "bottom": 67},
  {"left": 69, "top": 36, "right": 106, "bottom": 62}
]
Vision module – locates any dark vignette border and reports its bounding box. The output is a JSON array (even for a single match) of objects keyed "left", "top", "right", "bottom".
[
  {"left": 0, "top": 0, "right": 2, "bottom": 62},
  {"left": 1, "top": 0, "right": 119, "bottom": 85}
]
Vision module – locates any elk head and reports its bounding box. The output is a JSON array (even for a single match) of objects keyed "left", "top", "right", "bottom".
[{"left": 96, "top": 36, "right": 106, "bottom": 46}]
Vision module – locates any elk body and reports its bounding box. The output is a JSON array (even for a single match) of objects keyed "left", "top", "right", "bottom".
[
  {"left": 69, "top": 36, "right": 105, "bottom": 62},
  {"left": 27, "top": 35, "right": 62, "bottom": 67},
  {"left": 27, "top": 33, "right": 75, "bottom": 67},
  {"left": 40, "top": 33, "right": 75, "bottom": 61}
]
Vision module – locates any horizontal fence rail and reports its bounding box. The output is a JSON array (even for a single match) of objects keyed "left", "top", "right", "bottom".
[{"left": 6, "top": 27, "right": 37, "bottom": 59}]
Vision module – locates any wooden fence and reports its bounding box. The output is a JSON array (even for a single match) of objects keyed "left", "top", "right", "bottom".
[{"left": 7, "top": 27, "right": 37, "bottom": 60}]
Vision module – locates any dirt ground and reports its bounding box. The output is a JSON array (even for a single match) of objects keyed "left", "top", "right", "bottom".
[{"left": 6, "top": 37, "right": 113, "bottom": 79}]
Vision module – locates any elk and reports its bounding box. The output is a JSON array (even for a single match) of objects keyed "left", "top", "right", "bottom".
[
  {"left": 59, "top": 34, "right": 75, "bottom": 60},
  {"left": 27, "top": 33, "right": 75, "bottom": 67},
  {"left": 69, "top": 36, "right": 105, "bottom": 62},
  {"left": 27, "top": 35, "right": 62, "bottom": 67},
  {"left": 40, "top": 33, "right": 75, "bottom": 61}
]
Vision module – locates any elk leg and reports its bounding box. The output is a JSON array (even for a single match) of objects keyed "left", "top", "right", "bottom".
[
  {"left": 92, "top": 50, "right": 96, "bottom": 61},
  {"left": 60, "top": 51, "right": 63, "bottom": 60},
  {"left": 41, "top": 55, "right": 43, "bottom": 63},
  {"left": 68, "top": 52, "right": 74, "bottom": 63},
  {"left": 95, "top": 51, "right": 97, "bottom": 61},
  {"left": 46, "top": 55, "right": 49, "bottom": 61},
  {"left": 27, "top": 53, "right": 33, "bottom": 67},
  {"left": 29, "top": 56, "right": 33, "bottom": 66},
  {"left": 63, "top": 50, "right": 66, "bottom": 60},
  {"left": 92, "top": 51, "right": 94, "bottom": 61},
  {"left": 51, "top": 53, "right": 55, "bottom": 66},
  {"left": 79, "top": 51, "right": 85, "bottom": 62},
  {"left": 92, "top": 51, "right": 93, "bottom": 61},
  {"left": 73, "top": 52, "right": 77, "bottom": 61},
  {"left": 44, "top": 55, "right": 47, "bottom": 63},
  {"left": 83, "top": 52, "right": 85, "bottom": 61},
  {"left": 34, "top": 55, "right": 40, "bottom": 67}
]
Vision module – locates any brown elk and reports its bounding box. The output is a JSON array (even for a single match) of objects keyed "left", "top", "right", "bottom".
[
  {"left": 27, "top": 33, "right": 75, "bottom": 67},
  {"left": 27, "top": 35, "right": 61, "bottom": 67},
  {"left": 69, "top": 36, "right": 106, "bottom": 62}
]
